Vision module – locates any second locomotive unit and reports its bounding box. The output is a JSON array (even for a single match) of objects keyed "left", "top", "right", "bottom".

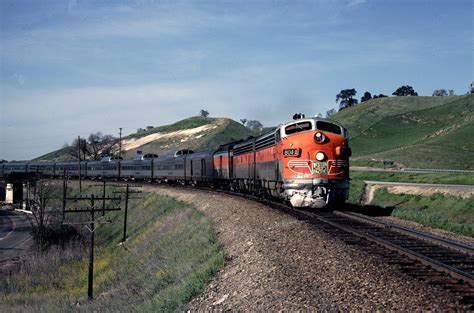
[{"left": 1, "top": 116, "right": 351, "bottom": 209}]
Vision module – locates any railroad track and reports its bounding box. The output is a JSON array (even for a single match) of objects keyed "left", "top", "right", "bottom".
[
  {"left": 290, "top": 209, "right": 474, "bottom": 308},
  {"left": 176, "top": 186, "right": 474, "bottom": 308}
]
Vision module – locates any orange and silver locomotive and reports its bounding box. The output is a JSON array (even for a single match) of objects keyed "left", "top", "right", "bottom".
[
  {"left": 222, "top": 115, "right": 350, "bottom": 208},
  {"left": 277, "top": 116, "right": 351, "bottom": 208}
]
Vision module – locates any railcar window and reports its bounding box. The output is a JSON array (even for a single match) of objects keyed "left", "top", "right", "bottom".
[
  {"left": 285, "top": 122, "right": 312, "bottom": 135},
  {"left": 316, "top": 121, "right": 342, "bottom": 135}
]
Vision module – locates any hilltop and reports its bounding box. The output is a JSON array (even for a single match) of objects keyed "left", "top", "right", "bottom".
[
  {"left": 331, "top": 95, "right": 474, "bottom": 170},
  {"left": 119, "top": 116, "right": 258, "bottom": 159},
  {"left": 34, "top": 117, "right": 259, "bottom": 161}
]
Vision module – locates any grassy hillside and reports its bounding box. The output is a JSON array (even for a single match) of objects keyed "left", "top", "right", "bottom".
[
  {"left": 372, "top": 189, "right": 474, "bottom": 237},
  {"left": 1, "top": 184, "right": 225, "bottom": 312},
  {"left": 331, "top": 95, "right": 473, "bottom": 169},
  {"left": 34, "top": 148, "right": 71, "bottom": 162},
  {"left": 34, "top": 116, "right": 260, "bottom": 161},
  {"left": 121, "top": 117, "right": 258, "bottom": 159}
]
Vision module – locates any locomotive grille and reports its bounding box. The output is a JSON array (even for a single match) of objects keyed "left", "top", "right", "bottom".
[{"left": 331, "top": 160, "right": 349, "bottom": 167}]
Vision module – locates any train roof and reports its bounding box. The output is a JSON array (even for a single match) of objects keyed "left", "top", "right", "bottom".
[
  {"left": 280, "top": 117, "right": 348, "bottom": 138},
  {"left": 216, "top": 139, "right": 245, "bottom": 151},
  {"left": 281, "top": 116, "right": 345, "bottom": 130}
]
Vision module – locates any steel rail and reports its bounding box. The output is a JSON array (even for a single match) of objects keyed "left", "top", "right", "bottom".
[
  {"left": 335, "top": 211, "right": 474, "bottom": 257},
  {"left": 295, "top": 209, "right": 474, "bottom": 287}
]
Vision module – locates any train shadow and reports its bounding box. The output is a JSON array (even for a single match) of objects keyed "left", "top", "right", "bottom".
[{"left": 338, "top": 203, "right": 394, "bottom": 217}]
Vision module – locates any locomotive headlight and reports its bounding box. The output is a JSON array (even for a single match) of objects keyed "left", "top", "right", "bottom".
[
  {"left": 316, "top": 151, "right": 326, "bottom": 161},
  {"left": 314, "top": 132, "right": 325, "bottom": 143}
]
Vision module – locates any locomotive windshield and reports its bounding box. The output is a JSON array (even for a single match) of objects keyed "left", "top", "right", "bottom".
[
  {"left": 285, "top": 121, "right": 313, "bottom": 135},
  {"left": 316, "top": 121, "right": 342, "bottom": 135}
]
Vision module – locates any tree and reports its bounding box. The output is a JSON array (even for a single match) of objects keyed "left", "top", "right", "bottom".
[
  {"left": 448, "top": 90, "right": 454, "bottom": 96},
  {"left": 432, "top": 89, "right": 447, "bottom": 97},
  {"left": 470, "top": 82, "right": 474, "bottom": 94},
  {"left": 326, "top": 109, "right": 336, "bottom": 118},
  {"left": 87, "top": 132, "right": 117, "bottom": 160},
  {"left": 240, "top": 118, "right": 247, "bottom": 126},
  {"left": 63, "top": 137, "right": 88, "bottom": 160},
  {"left": 246, "top": 120, "right": 263, "bottom": 130},
  {"left": 63, "top": 133, "right": 117, "bottom": 160},
  {"left": 360, "top": 91, "right": 372, "bottom": 102},
  {"left": 392, "top": 85, "right": 418, "bottom": 96},
  {"left": 199, "top": 109, "right": 210, "bottom": 117},
  {"left": 373, "top": 94, "right": 387, "bottom": 99},
  {"left": 336, "top": 88, "right": 358, "bottom": 111},
  {"left": 26, "top": 180, "right": 62, "bottom": 250}
]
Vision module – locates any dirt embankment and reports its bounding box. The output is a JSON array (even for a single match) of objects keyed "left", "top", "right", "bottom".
[
  {"left": 386, "top": 185, "right": 473, "bottom": 198},
  {"left": 361, "top": 181, "right": 474, "bottom": 205},
  {"left": 144, "top": 186, "right": 463, "bottom": 311}
]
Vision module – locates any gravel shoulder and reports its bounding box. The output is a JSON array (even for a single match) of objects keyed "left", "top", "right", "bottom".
[{"left": 143, "top": 185, "right": 464, "bottom": 311}]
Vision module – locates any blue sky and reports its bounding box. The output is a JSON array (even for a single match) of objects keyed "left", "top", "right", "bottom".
[{"left": 0, "top": 0, "right": 472, "bottom": 160}]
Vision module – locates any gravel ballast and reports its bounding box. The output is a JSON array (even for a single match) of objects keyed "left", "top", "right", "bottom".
[{"left": 144, "top": 186, "right": 465, "bottom": 310}]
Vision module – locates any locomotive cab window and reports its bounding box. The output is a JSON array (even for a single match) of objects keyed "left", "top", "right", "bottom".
[
  {"left": 316, "top": 121, "right": 342, "bottom": 135},
  {"left": 275, "top": 130, "right": 281, "bottom": 142},
  {"left": 285, "top": 121, "right": 313, "bottom": 135}
]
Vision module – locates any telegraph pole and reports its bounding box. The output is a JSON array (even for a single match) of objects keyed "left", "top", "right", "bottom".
[
  {"left": 78, "top": 135, "right": 82, "bottom": 194},
  {"left": 119, "top": 128, "right": 122, "bottom": 158},
  {"left": 88, "top": 195, "right": 95, "bottom": 300},
  {"left": 118, "top": 128, "right": 122, "bottom": 179},
  {"left": 62, "top": 169, "right": 67, "bottom": 218},
  {"left": 64, "top": 192, "right": 122, "bottom": 301},
  {"left": 120, "top": 183, "right": 141, "bottom": 242},
  {"left": 102, "top": 179, "right": 106, "bottom": 216},
  {"left": 122, "top": 184, "right": 129, "bottom": 242}
]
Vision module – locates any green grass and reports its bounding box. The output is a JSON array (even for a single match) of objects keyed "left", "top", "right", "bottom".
[
  {"left": 332, "top": 95, "right": 465, "bottom": 138},
  {"left": 348, "top": 178, "right": 366, "bottom": 204},
  {"left": 350, "top": 170, "right": 474, "bottom": 185},
  {"left": 1, "top": 186, "right": 225, "bottom": 312},
  {"left": 371, "top": 189, "right": 474, "bottom": 237},
  {"left": 347, "top": 171, "right": 474, "bottom": 237},
  {"left": 363, "top": 143, "right": 474, "bottom": 170},
  {"left": 331, "top": 95, "right": 474, "bottom": 169},
  {"left": 192, "top": 119, "right": 259, "bottom": 151},
  {"left": 350, "top": 160, "right": 396, "bottom": 168},
  {"left": 347, "top": 170, "right": 474, "bottom": 206}
]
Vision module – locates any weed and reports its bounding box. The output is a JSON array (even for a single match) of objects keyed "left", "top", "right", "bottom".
[
  {"left": 371, "top": 188, "right": 474, "bottom": 237},
  {"left": 1, "top": 192, "right": 225, "bottom": 312},
  {"left": 350, "top": 171, "right": 474, "bottom": 185}
]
